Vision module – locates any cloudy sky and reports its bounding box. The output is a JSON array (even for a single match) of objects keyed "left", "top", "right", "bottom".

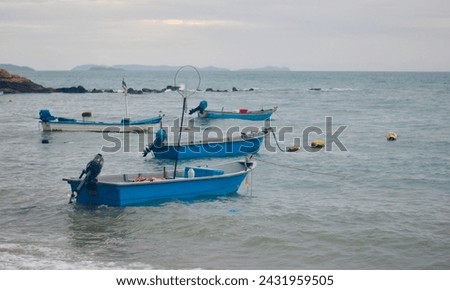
[{"left": 1, "top": 0, "right": 449, "bottom": 71}]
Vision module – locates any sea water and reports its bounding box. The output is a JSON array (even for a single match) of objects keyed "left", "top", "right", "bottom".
[{"left": 0, "top": 71, "right": 449, "bottom": 269}]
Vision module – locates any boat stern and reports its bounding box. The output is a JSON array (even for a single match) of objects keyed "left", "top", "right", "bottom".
[{"left": 39, "top": 121, "right": 52, "bottom": 131}]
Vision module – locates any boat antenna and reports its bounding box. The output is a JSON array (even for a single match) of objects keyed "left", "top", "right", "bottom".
[{"left": 173, "top": 65, "right": 201, "bottom": 179}]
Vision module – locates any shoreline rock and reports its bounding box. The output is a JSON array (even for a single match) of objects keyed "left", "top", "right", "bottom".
[
  {"left": 0, "top": 69, "right": 52, "bottom": 94},
  {"left": 53, "top": 86, "right": 88, "bottom": 93},
  {"left": 0, "top": 69, "right": 257, "bottom": 95}
]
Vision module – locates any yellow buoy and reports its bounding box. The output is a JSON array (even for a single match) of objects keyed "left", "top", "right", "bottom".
[
  {"left": 386, "top": 131, "right": 398, "bottom": 141},
  {"left": 311, "top": 139, "right": 325, "bottom": 148}
]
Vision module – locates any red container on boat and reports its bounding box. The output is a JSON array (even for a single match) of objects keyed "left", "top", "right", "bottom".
[{"left": 239, "top": 109, "right": 249, "bottom": 114}]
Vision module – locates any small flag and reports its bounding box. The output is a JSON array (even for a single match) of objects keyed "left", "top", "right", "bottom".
[{"left": 122, "top": 78, "right": 127, "bottom": 93}]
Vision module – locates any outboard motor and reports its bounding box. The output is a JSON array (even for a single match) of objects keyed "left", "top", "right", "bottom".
[
  {"left": 189, "top": 100, "right": 208, "bottom": 115},
  {"left": 143, "top": 128, "right": 168, "bottom": 157},
  {"left": 69, "top": 153, "right": 104, "bottom": 203},
  {"left": 39, "top": 109, "right": 57, "bottom": 122}
]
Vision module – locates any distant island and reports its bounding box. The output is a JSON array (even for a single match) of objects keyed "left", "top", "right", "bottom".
[
  {"left": 1, "top": 63, "right": 291, "bottom": 72},
  {"left": 236, "top": 66, "right": 291, "bottom": 72},
  {"left": 72, "top": 64, "right": 291, "bottom": 72},
  {"left": 0, "top": 64, "right": 35, "bottom": 73}
]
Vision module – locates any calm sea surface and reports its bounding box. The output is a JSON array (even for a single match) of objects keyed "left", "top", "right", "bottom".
[{"left": 0, "top": 71, "right": 449, "bottom": 269}]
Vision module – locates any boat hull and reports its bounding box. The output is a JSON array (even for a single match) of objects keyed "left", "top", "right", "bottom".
[
  {"left": 198, "top": 109, "right": 275, "bottom": 121},
  {"left": 150, "top": 134, "right": 265, "bottom": 159},
  {"left": 64, "top": 161, "right": 255, "bottom": 206},
  {"left": 40, "top": 116, "right": 163, "bottom": 133}
]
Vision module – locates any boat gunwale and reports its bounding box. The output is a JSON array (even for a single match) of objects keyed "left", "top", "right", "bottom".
[
  {"left": 204, "top": 107, "right": 277, "bottom": 116},
  {"left": 160, "top": 131, "right": 266, "bottom": 147},
  {"left": 63, "top": 161, "right": 256, "bottom": 187},
  {"left": 40, "top": 116, "right": 163, "bottom": 126}
]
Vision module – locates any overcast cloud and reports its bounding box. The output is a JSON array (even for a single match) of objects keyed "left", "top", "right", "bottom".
[{"left": 1, "top": 0, "right": 449, "bottom": 71}]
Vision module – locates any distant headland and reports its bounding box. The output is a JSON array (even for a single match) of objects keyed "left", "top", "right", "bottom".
[
  {"left": 0, "top": 64, "right": 35, "bottom": 73},
  {"left": 0, "top": 63, "right": 290, "bottom": 73},
  {"left": 72, "top": 64, "right": 291, "bottom": 72},
  {"left": 0, "top": 69, "right": 51, "bottom": 94}
]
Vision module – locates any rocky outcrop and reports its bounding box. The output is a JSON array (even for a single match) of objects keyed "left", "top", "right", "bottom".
[
  {"left": 127, "top": 88, "right": 143, "bottom": 95},
  {"left": 0, "top": 69, "right": 52, "bottom": 93},
  {"left": 53, "top": 86, "right": 88, "bottom": 93},
  {"left": 0, "top": 68, "right": 257, "bottom": 94},
  {"left": 206, "top": 88, "right": 228, "bottom": 92}
]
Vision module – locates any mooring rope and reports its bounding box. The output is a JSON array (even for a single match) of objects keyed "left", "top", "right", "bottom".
[{"left": 271, "top": 131, "right": 286, "bottom": 152}]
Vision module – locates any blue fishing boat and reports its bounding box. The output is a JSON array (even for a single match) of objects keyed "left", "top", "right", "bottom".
[
  {"left": 63, "top": 66, "right": 258, "bottom": 206},
  {"left": 39, "top": 109, "right": 163, "bottom": 133},
  {"left": 39, "top": 78, "right": 163, "bottom": 132},
  {"left": 189, "top": 100, "right": 277, "bottom": 121},
  {"left": 142, "top": 127, "right": 269, "bottom": 159},
  {"left": 63, "top": 153, "right": 256, "bottom": 206}
]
